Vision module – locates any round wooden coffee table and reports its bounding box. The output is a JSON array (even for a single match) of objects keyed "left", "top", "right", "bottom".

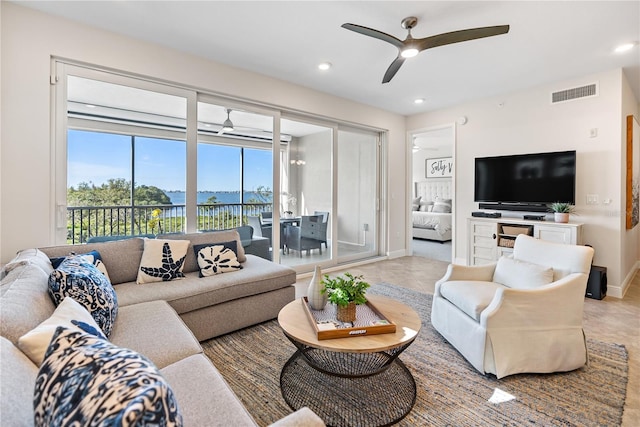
[{"left": 278, "top": 294, "right": 421, "bottom": 427}]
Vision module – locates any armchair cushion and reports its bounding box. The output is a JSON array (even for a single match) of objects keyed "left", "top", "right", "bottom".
[
  {"left": 493, "top": 256, "right": 554, "bottom": 290},
  {"left": 439, "top": 281, "right": 504, "bottom": 321}
]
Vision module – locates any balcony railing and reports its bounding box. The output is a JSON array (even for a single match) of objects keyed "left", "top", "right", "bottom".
[{"left": 67, "top": 203, "right": 272, "bottom": 244}]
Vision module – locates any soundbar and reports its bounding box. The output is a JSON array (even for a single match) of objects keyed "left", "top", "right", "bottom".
[{"left": 471, "top": 211, "right": 502, "bottom": 218}]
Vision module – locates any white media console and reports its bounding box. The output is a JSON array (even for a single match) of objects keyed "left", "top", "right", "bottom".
[{"left": 467, "top": 217, "right": 584, "bottom": 265}]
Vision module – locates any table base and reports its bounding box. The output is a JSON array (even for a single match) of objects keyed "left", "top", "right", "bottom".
[{"left": 280, "top": 350, "right": 416, "bottom": 427}]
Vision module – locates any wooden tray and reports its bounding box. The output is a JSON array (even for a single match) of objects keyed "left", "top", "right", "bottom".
[{"left": 301, "top": 297, "right": 396, "bottom": 340}]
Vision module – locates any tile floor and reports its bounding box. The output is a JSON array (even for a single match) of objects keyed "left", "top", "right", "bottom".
[{"left": 293, "top": 256, "right": 640, "bottom": 426}]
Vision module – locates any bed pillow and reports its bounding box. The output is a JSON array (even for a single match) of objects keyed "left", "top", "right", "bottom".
[
  {"left": 136, "top": 238, "right": 190, "bottom": 284},
  {"left": 34, "top": 326, "right": 182, "bottom": 427},
  {"left": 419, "top": 200, "right": 434, "bottom": 212},
  {"left": 18, "top": 297, "right": 105, "bottom": 366},
  {"left": 47, "top": 255, "right": 118, "bottom": 337},
  {"left": 193, "top": 241, "right": 243, "bottom": 277},
  {"left": 432, "top": 198, "right": 452, "bottom": 213},
  {"left": 50, "top": 250, "right": 111, "bottom": 282},
  {"left": 412, "top": 196, "right": 421, "bottom": 211},
  {"left": 493, "top": 256, "right": 554, "bottom": 289}
]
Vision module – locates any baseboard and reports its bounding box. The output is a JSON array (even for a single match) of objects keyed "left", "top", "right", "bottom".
[
  {"left": 608, "top": 261, "right": 639, "bottom": 299},
  {"left": 387, "top": 249, "right": 407, "bottom": 259}
]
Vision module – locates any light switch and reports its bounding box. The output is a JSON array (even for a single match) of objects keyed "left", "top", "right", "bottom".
[{"left": 586, "top": 194, "right": 599, "bottom": 205}]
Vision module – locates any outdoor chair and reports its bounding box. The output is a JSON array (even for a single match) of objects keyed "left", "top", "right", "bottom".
[
  {"left": 313, "top": 211, "right": 329, "bottom": 248},
  {"left": 285, "top": 215, "right": 323, "bottom": 257}
]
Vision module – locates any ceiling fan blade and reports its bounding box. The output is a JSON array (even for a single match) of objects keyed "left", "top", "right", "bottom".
[
  {"left": 341, "top": 23, "right": 404, "bottom": 49},
  {"left": 417, "top": 25, "right": 509, "bottom": 51},
  {"left": 382, "top": 56, "right": 406, "bottom": 84}
]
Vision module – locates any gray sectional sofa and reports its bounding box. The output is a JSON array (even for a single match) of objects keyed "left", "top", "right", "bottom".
[{"left": 0, "top": 229, "right": 324, "bottom": 426}]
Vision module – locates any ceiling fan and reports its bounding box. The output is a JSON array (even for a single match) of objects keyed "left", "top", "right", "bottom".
[
  {"left": 218, "top": 108, "right": 235, "bottom": 135},
  {"left": 341, "top": 17, "right": 509, "bottom": 83}
]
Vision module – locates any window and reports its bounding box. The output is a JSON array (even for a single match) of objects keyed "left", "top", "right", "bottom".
[{"left": 66, "top": 130, "right": 186, "bottom": 243}]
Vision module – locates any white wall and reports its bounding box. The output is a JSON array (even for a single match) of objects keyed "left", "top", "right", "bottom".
[
  {"left": 407, "top": 68, "right": 639, "bottom": 297},
  {"left": 0, "top": 3, "right": 407, "bottom": 262},
  {"left": 622, "top": 71, "right": 640, "bottom": 290}
]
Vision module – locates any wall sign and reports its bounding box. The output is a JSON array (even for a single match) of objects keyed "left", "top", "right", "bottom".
[{"left": 426, "top": 157, "right": 453, "bottom": 178}]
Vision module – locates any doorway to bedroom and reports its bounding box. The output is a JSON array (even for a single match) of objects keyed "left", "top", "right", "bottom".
[{"left": 410, "top": 126, "right": 454, "bottom": 263}]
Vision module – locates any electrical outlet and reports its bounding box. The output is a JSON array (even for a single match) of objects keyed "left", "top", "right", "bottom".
[{"left": 589, "top": 128, "right": 598, "bottom": 138}]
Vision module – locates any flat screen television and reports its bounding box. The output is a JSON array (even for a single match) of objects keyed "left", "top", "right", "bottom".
[{"left": 474, "top": 150, "right": 576, "bottom": 212}]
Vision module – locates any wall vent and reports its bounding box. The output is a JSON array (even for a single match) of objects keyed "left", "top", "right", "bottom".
[{"left": 551, "top": 83, "right": 598, "bottom": 104}]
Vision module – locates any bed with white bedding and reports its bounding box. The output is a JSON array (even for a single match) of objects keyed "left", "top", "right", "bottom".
[{"left": 412, "top": 178, "right": 452, "bottom": 242}]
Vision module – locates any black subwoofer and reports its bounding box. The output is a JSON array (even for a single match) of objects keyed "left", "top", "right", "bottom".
[{"left": 586, "top": 265, "right": 607, "bottom": 300}]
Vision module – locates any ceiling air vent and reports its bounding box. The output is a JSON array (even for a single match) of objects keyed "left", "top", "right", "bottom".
[{"left": 551, "top": 83, "right": 598, "bottom": 104}]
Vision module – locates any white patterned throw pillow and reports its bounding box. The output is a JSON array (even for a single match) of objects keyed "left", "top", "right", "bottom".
[
  {"left": 48, "top": 255, "right": 118, "bottom": 337},
  {"left": 194, "top": 241, "right": 243, "bottom": 277},
  {"left": 18, "top": 297, "right": 105, "bottom": 366},
  {"left": 136, "top": 238, "right": 190, "bottom": 284},
  {"left": 34, "top": 326, "right": 182, "bottom": 427}
]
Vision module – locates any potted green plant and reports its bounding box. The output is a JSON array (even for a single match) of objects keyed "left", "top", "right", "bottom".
[
  {"left": 321, "top": 272, "right": 370, "bottom": 322},
  {"left": 548, "top": 202, "right": 576, "bottom": 223}
]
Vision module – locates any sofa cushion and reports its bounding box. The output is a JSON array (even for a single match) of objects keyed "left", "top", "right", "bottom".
[
  {"left": 137, "top": 238, "right": 190, "bottom": 284},
  {"left": 1, "top": 248, "right": 53, "bottom": 279},
  {"left": 40, "top": 237, "right": 145, "bottom": 285},
  {"left": 0, "top": 263, "right": 55, "bottom": 345},
  {"left": 50, "top": 250, "right": 111, "bottom": 282},
  {"left": 161, "top": 354, "right": 256, "bottom": 426},
  {"left": 18, "top": 297, "right": 105, "bottom": 366},
  {"left": 115, "top": 255, "right": 295, "bottom": 315},
  {"left": 34, "top": 326, "right": 182, "bottom": 427},
  {"left": 439, "top": 281, "right": 504, "bottom": 321},
  {"left": 0, "top": 337, "right": 39, "bottom": 427},
  {"left": 109, "top": 301, "right": 202, "bottom": 369},
  {"left": 48, "top": 255, "right": 118, "bottom": 337},
  {"left": 194, "top": 241, "right": 243, "bottom": 277},
  {"left": 158, "top": 230, "right": 247, "bottom": 273},
  {"left": 493, "top": 256, "right": 554, "bottom": 289}
]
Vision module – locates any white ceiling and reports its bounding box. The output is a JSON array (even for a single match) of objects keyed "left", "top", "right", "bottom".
[{"left": 17, "top": 1, "right": 640, "bottom": 116}]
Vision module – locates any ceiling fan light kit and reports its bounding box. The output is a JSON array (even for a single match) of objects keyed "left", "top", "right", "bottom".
[{"left": 341, "top": 16, "right": 509, "bottom": 83}]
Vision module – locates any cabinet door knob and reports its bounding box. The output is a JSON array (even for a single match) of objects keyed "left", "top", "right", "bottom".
[{"left": 492, "top": 233, "right": 497, "bottom": 239}]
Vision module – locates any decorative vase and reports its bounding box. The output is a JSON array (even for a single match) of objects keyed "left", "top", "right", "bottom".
[
  {"left": 554, "top": 213, "right": 569, "bottom": 223},
  {"left": 307, "top": 265, "right": 327, "bottom": 310},
  {"left": 336, "top": 302, "right": 357, "bottom": 323}
]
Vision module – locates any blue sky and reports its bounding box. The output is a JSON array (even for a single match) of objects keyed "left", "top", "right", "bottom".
[{"left": 68, "top": 130, "right": 273, "bottom": 192}]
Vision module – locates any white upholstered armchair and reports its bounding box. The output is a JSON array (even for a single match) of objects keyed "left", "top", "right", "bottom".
[{"left": 431, "top": 234, "right": 594, "bottom": 378}]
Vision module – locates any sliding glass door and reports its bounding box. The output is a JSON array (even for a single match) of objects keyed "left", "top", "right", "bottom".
[
  {"left": 337, "top": 129, "right": 379, "bottom": 262},
  {"left": 56, "top": 62, "right": 382, "bottom": 273}
]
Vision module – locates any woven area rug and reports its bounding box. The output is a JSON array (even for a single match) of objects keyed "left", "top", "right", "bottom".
[{"left": 201, "top": 283, "right": 628, "bottom": 426}]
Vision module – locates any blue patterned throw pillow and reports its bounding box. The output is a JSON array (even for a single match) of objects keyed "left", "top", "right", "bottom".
[
  {"left": 50, "top": 250, "right": 111, "bottom": 282},
  {"left": 48, "top": 255, "right": 118, "bottom": 337},
  {"left": 34, "top": 326, "right": 182, "bottom": 427},
  {"left": 193, "top": 241, "right": 243, "bottom": 277}
]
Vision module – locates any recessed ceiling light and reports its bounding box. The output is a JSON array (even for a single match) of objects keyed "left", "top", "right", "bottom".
[
  {"left": 614, "top": 42, "right": 637, "bottom": 53},
  {"left": 85, "top": 104, "right": 96, "bottom": 108},
  {"left": 318, "top": 62, "right": 332, "bottom": 71},
  {"left": 414, "top": 98, "right": 425, "bottom": 104}
]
